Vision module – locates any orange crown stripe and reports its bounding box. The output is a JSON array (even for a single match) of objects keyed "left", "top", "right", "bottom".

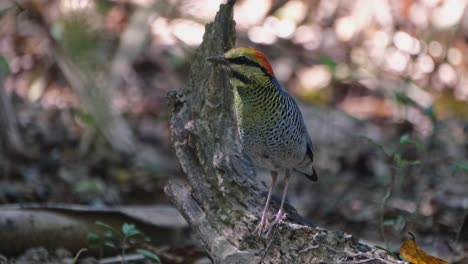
[{"left": 247, "top": 48, "right": 274, "bottom": 76}]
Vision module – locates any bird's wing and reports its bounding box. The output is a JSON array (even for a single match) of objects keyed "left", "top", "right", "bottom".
[{"left": 303, "top": 134, "right": 318, "bottom": 181}]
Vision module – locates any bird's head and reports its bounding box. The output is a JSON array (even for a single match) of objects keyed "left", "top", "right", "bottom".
[{"left": 206, "top": 47, "right": 275, "bottom": 86}]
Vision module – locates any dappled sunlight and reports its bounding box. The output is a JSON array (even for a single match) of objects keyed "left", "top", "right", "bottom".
[
  {"left": 393, "top": 31, "right": 420, "bottom": 55},
  {"left": 414, "top": 54, "right": 435, "bottom": 76},
  {"left": 384, "top": 48, "right": 410, "bottom": 73},
  {"left": 447, "top": 47, "right": 462, "bottom": 65},
  {"left": 431, "top": 0, "right": 467, "bottom": 28},
  {"left": 292, "top": 25, "right": 322, "bottom": 50},
  {"left": 150, "top": 17, "right": 176, "bottom": 46},
  {"left": 278, "top": 0, "right": 307, "bottom": 23},
  {"left": 438, "top": 63, "right": 458, "bottom": 87},
  {"left": 234, "top": 0, "right": 271, "bottom": 29},
  {"left": 59, "top": 0, "right": 95, "bottom": 13},
  {"left": 298, "top": 65, "right": 332, "bottom": 92},
  {"left": 334, "top": 16, "right": 356, "bottom": 42},
  {"left": 455, "top": 79, "right": 468, "bottom": 100},
  {"left": 407, "top": 83, "right": 433, "bottom": 107},
  {"left": 248, "top": 25, "right": 276, "bottom": 45},
  {"left": 338, "top": 96, "right": 394, "bottom": 119},
  {"left": 428, "top": 41, "right": 444, "bottom": 58},
  {"left": 181, "top": 0, "right": 224, "bottom": 21},
  {"left": 170, "top": 19, "right": 205, "bottom": 46}
]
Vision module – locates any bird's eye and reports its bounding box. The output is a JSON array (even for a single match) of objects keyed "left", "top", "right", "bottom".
[
  {"left": 238, "top": 56, "right": 250, "bottom": 64},
  {"left": 229, "top": 56, "right": 251, "bottom": 65}
]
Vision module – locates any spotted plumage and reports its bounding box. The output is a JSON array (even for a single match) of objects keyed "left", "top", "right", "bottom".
[
  {"left": 207, "top": 47, "right": 317, "bottom": 236},
  {"left": 235, "top": 78, "right": 316, "bottom": 180}
]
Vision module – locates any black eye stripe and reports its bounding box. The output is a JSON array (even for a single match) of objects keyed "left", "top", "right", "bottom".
[
  {"left": 229, "top": 56, "right": 251, "bottom": 65},
  {"left": 231, "top": 70, "right": 251, "bottom": 84},
  {"left": 228, "top": 56, "right": 271, "bottom": 76}
]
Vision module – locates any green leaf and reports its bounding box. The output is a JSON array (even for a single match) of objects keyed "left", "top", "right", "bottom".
[
  {"left": 77, "top": 111, "right": 94, "bottom": 125},
  {"left": 104, "top": 241, "right": 116, "bottom": 248},
  {"left": 74, "top": 178, "right": 105, "bottom": 194},
  {"left": 96, "top": 0, "right": 114, "bottom": 14},
  {"left": 72, "top": 248, "right": 88, "bottom": 264},
  {"left": 450, "top": 162, "right": 468, "bottom": 174},
  {"left": 399, "top": 159, "right": 421, "bottom": 167},
  {"left": 394, "top": 92, "right": 416, "bottom": 106},
  {"left": 399, "top": 159, "right": 420, "bottom": 167},
  {"left": 399, "top": 134, "right": 425, "bottom": 150},
  {"left": 361, "top": 136, "right": 392, "bottom": 157},
  {"left": 319, "top": 56, "right": 337, "bottom": 71},
  {"left": 136, "top": 249, "right": 161, "bottom": 263},
  {"left": 394, "top": 154, "right": 420, "bottom": 168},
  {"left": 423, "top": 106, "right": 436, "bottom": 120},
  {"left": 412, "top": 141, "right": 425, "bottom": 151},
  {"left": 383, "top": 219, "right": 395, "bottom": 226},
  {"left": 0, "top": 56, "right": 9, "bottom": 75},
  {"left": 104, "top": 230, "right": 114, "bottom": 239},
  {"left": 95, "top": 221, "right": 112, "bottom": 229},
  {"left": 122, "top": 223, "right": 141, "bottom": 237},
  {"left": 50, "top": 22, "right": 63, "bottom": 41},
  {"left": 95, "top": 221, "right": 119, "bottom": 235},
  {"left": 395, "top": 215, "right": 406, "bottom": 232},
  {"left": 86, "top": 232, "right": 101, "bottom": 247},
  {"left": 61, "top": 13, "right": 99, "bottom": 67},
  {"left": 400, "top": 134, "right": 410, "bottom": 144},
  {"left": 86, "top": 232, "right": 100, "bottom": 242}
]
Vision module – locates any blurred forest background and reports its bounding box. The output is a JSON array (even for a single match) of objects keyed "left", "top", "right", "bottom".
[{"left": 0, "top": 0, "right": 467, "bottom": 263}]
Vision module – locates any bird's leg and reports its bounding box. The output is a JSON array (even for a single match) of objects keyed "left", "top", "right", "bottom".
[
  {"left": 254, "top": 171, "right": 278, "bottom": 235},
  {"left": 266, "top": 170, "right": 290, "bottom": 237}
]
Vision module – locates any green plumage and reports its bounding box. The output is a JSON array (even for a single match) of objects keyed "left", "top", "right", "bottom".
[
  {"left": 206, "top": 47, "right": 317, "bottom": 181},
  {"left": 207, "top": 47, "right": 318, "bottom": 236},
  {"left": 233, "top": 75, "right": 317, "bottom": 181}
]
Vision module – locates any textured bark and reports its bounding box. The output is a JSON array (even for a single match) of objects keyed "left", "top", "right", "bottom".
[{"left": 165, "top": 1, "right": 404, "bottom": 263}]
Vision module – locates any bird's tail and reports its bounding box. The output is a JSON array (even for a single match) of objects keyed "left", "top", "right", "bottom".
[
  {"left": 296, "top": 142, "right": 318, "bottom": 181},
  {"left": 303, "top": 166, "right": 318, "bottom": 181}
]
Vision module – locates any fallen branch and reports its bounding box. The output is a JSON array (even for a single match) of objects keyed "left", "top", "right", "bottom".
[{"left": 0, "top": 204, "right": 188, "bottom": 256}]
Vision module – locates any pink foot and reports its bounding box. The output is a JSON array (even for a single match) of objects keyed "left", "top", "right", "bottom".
[
  {"left": 254, "top": 212, "right": 270, "bottom": 235},
  {"left": 266, "top": 209, "right": 286, "bottom": 237}
]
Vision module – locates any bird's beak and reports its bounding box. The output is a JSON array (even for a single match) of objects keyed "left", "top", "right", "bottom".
[{"left": 206, "top": 55, "right": 230, "bottom": 66}]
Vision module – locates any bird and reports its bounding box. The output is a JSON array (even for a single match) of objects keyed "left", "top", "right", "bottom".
[{"left": 206, "top": 47, "right": 317, "bottom": 236}]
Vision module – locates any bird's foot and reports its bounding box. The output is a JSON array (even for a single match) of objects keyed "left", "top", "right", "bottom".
[
  {"left": 254, "top": 212, "right": 270, "bottom": 236},
  {"left": 265, "top": 209, "right": 286, "bottom": 237}
]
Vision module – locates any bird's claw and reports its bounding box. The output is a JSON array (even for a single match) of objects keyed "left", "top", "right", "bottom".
[
  {"left": 265, "top": 210, "right": 286, "bottom": 237},
  {"left": 254, "top": 214, "right": 270, "bottom": 236}
]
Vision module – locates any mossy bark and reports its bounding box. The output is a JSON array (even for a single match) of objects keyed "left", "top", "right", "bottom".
[{"left": 165, "top": 1, "right": 404, "bottom": 263}]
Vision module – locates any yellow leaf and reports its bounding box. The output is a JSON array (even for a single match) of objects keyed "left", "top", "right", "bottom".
[
  {"left": 434, "top": 93, "right": 468, "bottom": 119},
  {"left": 399, "top": 233, "right": 448, "bottom": 264}
]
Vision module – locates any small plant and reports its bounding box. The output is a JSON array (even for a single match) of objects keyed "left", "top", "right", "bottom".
[
  {"left": 364, "top": 133, "right": 423, "bottom": 249},
  {"left": 87, "top": 221, "right": 161, "bottom": 263},
  {"left": 72, "top": 248, "right": 88, "bottom": 264},
  {"left": 0, "top": 56, "right": 9, "bottom": 75},
  {"left": 450, "top": 161, "right": 468, "bottom": 175}
]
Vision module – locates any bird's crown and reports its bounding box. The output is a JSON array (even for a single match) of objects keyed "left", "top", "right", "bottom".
[{"left": 224, "top": 47, "right": 274, "bottom": 76}]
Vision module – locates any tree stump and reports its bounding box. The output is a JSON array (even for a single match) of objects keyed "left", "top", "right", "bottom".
[{"left": 165, "top": 1, "right": 404, "bottom": 263}]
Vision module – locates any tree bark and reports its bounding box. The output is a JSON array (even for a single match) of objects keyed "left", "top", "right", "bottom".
[{"left": 165, "top": 1, "right": 404, "bottom": 263}]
